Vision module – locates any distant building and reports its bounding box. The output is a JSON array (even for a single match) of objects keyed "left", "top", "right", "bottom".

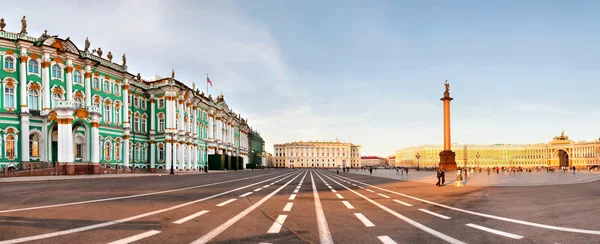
[
  {"left": 266, "top": 152, "right": 274, "bottom": 167},
  {"left": 273, "top": 140, "right": 361, "bottom": 168},
  {"left": 386, "top": 156, "right": 396, "bottom": 167},
  {"left": 361, "top": 156, "right": 386, "bottom": 167}
]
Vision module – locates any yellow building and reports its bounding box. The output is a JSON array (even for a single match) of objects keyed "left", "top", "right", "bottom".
[
  {"left": 273, "top": 140, "right": 361, "bottom": 168},
  {"left": 395, "top": 131, "right": 600, "bottom": 169}
]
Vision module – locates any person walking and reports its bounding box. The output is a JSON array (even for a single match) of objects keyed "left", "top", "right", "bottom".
[
  {"left": 369, "top": 167, "right": 373, "bottom": 175},
  {"left": 396, "top": 167, "right": 399, "bottom": 175},
  {"left": 441, "top": 169, "right": 446, "bottom": 186},
  {"left": 405, "top": 167, "right": 409, "bottom": 175},
  {"left": 436, "top": 169, "right": 441, "bottom": 186}
]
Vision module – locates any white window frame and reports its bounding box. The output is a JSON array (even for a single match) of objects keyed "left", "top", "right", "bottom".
[
  {"left": 51, "top": 64, "right": 63, "bottom": 80},
  {"left": 73, "top": 71, "right": 83, "bottom": 84}
]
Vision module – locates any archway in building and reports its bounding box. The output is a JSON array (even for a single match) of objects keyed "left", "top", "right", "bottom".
[
  {"left": 48, "top": 123, "right": 58, "bottom": 163},
  {"left": 72, "top": 121, "right": 89, "bottom": 162},
  {"left": 557, "top": 149, "right": 569, "bottom": 167}
]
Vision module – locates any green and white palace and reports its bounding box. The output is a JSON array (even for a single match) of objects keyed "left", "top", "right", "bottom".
[{"left": 0, "top": 19, "right": 265, "bottom": 174}]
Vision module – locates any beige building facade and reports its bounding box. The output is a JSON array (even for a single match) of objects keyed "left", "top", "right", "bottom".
[
  {"left": 395, "top": 131, "right": 600, "bottom": 169},
  {"left": 273, "top": 140, "right": 361, "bottom": 168}
]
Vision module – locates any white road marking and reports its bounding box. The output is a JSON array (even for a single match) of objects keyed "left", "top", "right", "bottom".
[
  {"left": 293, "top": 189, "right": 299, "bottom": 193},
  {"left": 419, "top": 209, "right": 451, "bottom": 219},
  {"left": 394, "top": 199, "right": 413, "bottom": 207},
  {"left": 239, "top": 192, "right": 253, "bottom": 197},
  {"left": 173, "top": 210, "right": 209, "bottom": 224},
  {"left": 342, "top": 201, "right": 355, "bottom": 209},
  {"left": 289, "top": 194, "right": 296, "bottom": 200},
  {"left": 466, "top": 223, "right": 524, "bottom": 239},
  {"left": 320, "top": 172, "right": 465, "bottom": 244},
  {"left": 267, "top": 215, "right": 288, "bottom": 233},
  {"left": 259, "top": 243, "right": 273, "bottom": 244},
  {"left": 331, "top": 189, "right": 337, "bottom": 193},
  {"left": 366, "top": 189, "right": 375, "bottom": 193},
  {"left": 378, "top": 193, "right": 391, "bottom": 199},
  {"left": 283, "top": 202, "right": 294, "bottom": 212},
  {"left": 190, "top": 171, "right": 304, "bottom": 244},
  {"left": 264, "top": 185, "right": 270, "bottom": 188},
  {"left": 254, "top": 188, "right": 262, "bottom": 192},
  {"left": 329, "top": 173, "right": 600, "bottom": 236},
  {"left": 311, "top": 170, "right": 334, "bottom": 244},
  {"left": 216, "top": 199, "right": 237, "bottom": 207},
  {"left": 354, "top": 213, "right": 375, "bottom": 227},
  {"left": 335, "top": 193, "right": 344, "bottom": 199},
  {"left": 327, "top": 186, "right": 333, "bottom": 189},
  {"left": 377, "top": 235, "right": 398, "bottom": 244},
  {"left": 107, "top": 230, "right": 161, "bottom": 244},
  {"left": 0, "top": 172, "right": 284, "bottom": 214},
  {"left": 0, "top": 171, "right": 299, "bottom": 244},
  {"left": 357, "top": 186, "right": 364, "bottom": 189},
  {"left": 296, "top": 186, "right": 301, "bottom": 189}
]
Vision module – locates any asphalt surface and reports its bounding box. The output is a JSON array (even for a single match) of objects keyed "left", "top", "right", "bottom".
[{"left": 1, "top": 168, "right": 599, "bottom": 244}]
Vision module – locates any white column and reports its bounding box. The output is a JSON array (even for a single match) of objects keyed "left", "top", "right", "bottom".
[
  {"left": 186, "top": 104, "right": 191, "bottom": 135},
  {"left": 57, "top": 119, "right": 74, "bottom": 163},
  {"left": 91, "top": 117, "right": 100, "bottom": 164},
  {"left": 19, "top": 48, "right": 28, "bottom": 113},
  {"left": 178, "top": 100, "right": 184, "bottom": 135},
  {"left": 193, "top": 145, "right": 198, "bottom": 170},
  {"left": 122, "top": 80, "right": 129, "bottom": 127},
  {"left": 187, "top": 144, "right": 192, "bottom": 170},
  {"left": 20, "top": 114, "right": 30, "bottom": 162},
  {"left": 166, "top": 136, "right": 172, "bottom": 170},
  {"left": 66, "top": 59, "right": 73, "bottom": 100},
  {"left": 208, "top": 114, "right": 214, "bottom": 139},
  {"left": 177, "top": 140, "right": 183, "bottom": 169},
  {"left": 85, "top": 66, "right": 92, "bottom": 107},
  {"left": 217, "top": 118, "right": 222, "bottom": 142},
  {"left": 150, "top": 95, "right": 156, "bottom": 134},
  {"left": 42, "top": 52, "right": 51, "bottom": 114},
  {"left": 123, "top": 132, "right": 130, "bottom": 167},
  {"left": 150, "top": 140, "right": 156, "bottom": 169}
]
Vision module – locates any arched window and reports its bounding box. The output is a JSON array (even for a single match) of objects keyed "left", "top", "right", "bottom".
[
  {"left": 158, "top": 144, "right": 165, "bottom": 162},
  {"left": 104, "top": 102, "right": 111, "bottom": 123},
  {"left": 51, "top": 65, "right": 62, "bottom": 79},
  {"left": 114, "top": 83, "right": 120, "bottom": 96},
  {"left": 141, "top": 118, "right": 146, "bottom": 132},
  {"left": 73, "top": 71, "right": 82, "bottom": 84},
  {"left": 28, "top": 89, "right": 40, "bottom": 111},
  {"left": 74, "top": 136, "right": 84, "bottom": 159},
  {"left": 29, "top": 134, "right": 40, "bottom": 157},
  {"left": 28, "top": 60, "right": 39, "bottom": 74},
  {"left": 4, "top": 85, "right": 15, "bottom": 108},
  {"left": 135, "top": 143, "right": 141, "bottom": 162},
  {"left": 6, "top": 134, "right": 16, "bottom": 158},
  {"left": 4, "top": 57, "right": 14, "bottom": 69},
  {"left": 103, "top": 80, "right": 110, "bottom": 93},
  {"left": 133, "top": 116, "right": 139, "bottom": 132},
  {"left": 114, "top": 142, "right": 121, "bottom": 161},
  {"left": 114, "top": 105, "right": 121, "bottom": 124},
  {"left": 129, "top": 142, "right": 133, "bottom": 162},
  {"left": 93, "top": 78, "right": 100, "bottom": 89},
  {"left": 142, "top": 144, "right": 147, "bottom": 162},
  {"left": 158, "top": 115, "right": 165, "bottom": 133},
  {"left": 103, "top": 141, "right": 111, "bottom": 160},
  {"left": 52, "top": 92, "right": 63, "bottom": 108},
  {"left": 74, "top": 96, "right": 83, "bottom": 109}
]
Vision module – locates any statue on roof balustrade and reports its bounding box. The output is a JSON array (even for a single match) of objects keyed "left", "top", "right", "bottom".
[
  {"left": 84, "top": 37, "right": 90, "bottom": 52},
  {"left": 20, "top": 16, "right": 27, "bottom": 34}
]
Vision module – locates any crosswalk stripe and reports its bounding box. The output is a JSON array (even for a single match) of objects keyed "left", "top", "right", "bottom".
[
  {"left": 267, "top": 215, "right": 288, "bottom": 233},
  {"left": 331, "top": 189, "right": 337, "bottom": 193},
  {"left": 239, "top": 192, "right": 253, "bottom": 197},
  {"left": 419, "top": 209, "right": 451, "bottom": 219},
  {"left": 289, "top": 194, "right": 296, "bottom": 200},
  {"left": 254, "top": 188, "right": 262, "bottom": 192},
  {"left": 377, "top": 235, "right": 398, "bottom": 244},
  {"left": 378, "top": 193, "right": 391, "bottom": 199},
  {"left": 393, "top": 199, "right": 412, "bottom": 207},
  {"left": 466, "top": 223, "right": 524, "bottom": 239},
  {"left": 335, "top": 193, "right": 344, "bottom": 199},
  {"left": 342, "top": 201, "right": 355, "bottom": 209},
  {"left": 366, "top": 189, "right": 375, "bottom": 193},
  {"left": 354, "top": 213, "right": 375, "bottom": 227},
  {"left": 107, "top": 230, "right": 161, "bottom": 244},
  {"left": 173, "top": 210, "right": 209, "bottom": 224},
  {"left": 293, "top": 189, "right": 299, "bottom": 193}
]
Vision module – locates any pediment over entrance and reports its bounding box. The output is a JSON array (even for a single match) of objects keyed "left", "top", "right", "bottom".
[{"left": 549, "top": 130, "right": 574, "bottom": 145}]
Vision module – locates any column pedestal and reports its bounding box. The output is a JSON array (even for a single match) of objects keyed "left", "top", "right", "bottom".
[
  {"left": 439, "top": 150, "right": 457, "bottom": 171},
  {"left": 92, "top": 164, "right": 100, "bottom": 174},
  {"left": 66, "top": 163, "right": 75, "bottom": 175}
]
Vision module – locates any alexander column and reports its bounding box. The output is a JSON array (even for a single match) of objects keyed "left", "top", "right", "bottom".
[{"left": 439, "top": 80, "right": 457, "bottom": 171}]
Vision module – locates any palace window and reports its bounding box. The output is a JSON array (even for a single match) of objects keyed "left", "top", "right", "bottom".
[
  {"left": 133, "top": 117, "right": 139, "bottom": 132},
  {"left": 104, "top": 141, "right": 111, "bottom": 160},
  {"left": 158, "top": 144, "right": 165, "bottom": 162},
  {"left": 129, "top": 142, "right": 133, "bottom": 162},
  {"left": 114, "top": 106, "right": 121, "bottom": 124},
  {"left": 128, "top": 95, "right": 131, "bottom": 105},
  {"left": 135, "top": 144, "right": 141, "bottom": 162},
  {"left": 28, "top": 60, "right": 39, "bottom": 74},
  {"left": 114, "top": 142, "right": 121, "bottom": 161},
  {"left": 4, "top": 86, "right": 15, "bottom": 108},
  {"left": 74, "top": 136, "right": 84, "bottom": 159},
  {"left": 73, "top": 71, "right": 82, "bottom": 84},
  {"left": 4, "top": 57, "right": 14, "bottom": 70},
  {"left": 142, "top": 145, "right": 147, "bottom": 162},
  {"left": 93, "top": 97, "right": 101, "bottom": 110},
  {"left": 114, "top": 83, "right": 120, "bottom": 96},
  {"left": 104, "top": 103, "right": 111, "bottom": 123},
  {"left": 74, "top": 96, "right": 84, "bottom": 109},
  {"left": 51, "top": 65, "right": 62, "bottom": 79},
  {"left": 158, "top": 99, "right": 164, "bottom": 109},
  {"left": 141, "top": 118, "right": 146, "bottom": 132},
  {"left": 134, "top": 97, "right": 139, "bottom": 107},
  {"left": 93, "top": 78, "right": 100, "bottom": 89},
  {"left": 29, "top": 134, "right": 40, "bottom": 157},
  {"left": 103, "top": 80, "right": 111, "bottom": 93},
  {"left": 6, "top": 134, "right": 15, "bottom": 158},
  {"left": 141, "top": 99, "right": 146, "bottom": 110},
  {"left": 158, "top": 116, "right": 165, "bottom": 133}
]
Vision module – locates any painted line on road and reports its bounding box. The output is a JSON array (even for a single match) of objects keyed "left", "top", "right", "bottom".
[
  {"left": 267, "top": 214, "right": 288, "bottom": 233},
  {"left": 263, "top": 185, "right": 270, "bottom": 188},
  {"left": 329, "top": 173, "right": 600, "bottom": 236},
  {"left": 419, "top": 209, "right": 451, "bottom": 219},
  {"left": 289, "top": 194, "right": 297, "bottom": 200},
  {"left": 190, "top": 171, "right": 303, "bottom": 244},
  {"left": 354, "top": 213, "right": 375, "bottom": 227},
  {"left": 216, "top": 199, "right": 237, "bottom": 207},
  {"left": 0, "top": 170, "right": 300, "bottom": 244},
  {"left": 239, "top": 192, "right": 253, "bottom": 197},
  {"left": 466, "top": 223, "right": 524, "bottom": 239},
  {"left": 394, "top": 199, "right": 412, "bottom": 207},
  {"left": 342, "top": 201, "right": 355, "bottom": 209},
  {"left": 254, "top": 188, "right": 263, "bottom": 192},
  {"left": 357, "top": 186, "right": 364, "bottom": 189},
  {"left": 293, "top": 189, "right": 299, "bottom": 193},
  {"left": 107, "top": 230, "right": 161, "bottom": 244},
  {"left": 319, "top": 172, "right": 465, "bottom": 244},
  {"left": 283, "top": 202, "right": 294, "bottom": 212},
  {"left": 173, "top": 210, "right": 209, "bottom": 224},
  {"left": 377, "top": 193, "right": 391, "bottom": 199},
  {"left": 377, "top": 235, "right": 398, "bottom": 244},
  {"left": 331, "top": 189, "right": 337, "bottom": 193},
  {"left": 365, "top": 189, "right": 375, "bottom": 193},
  {"left": 335, "top": 193, "right": 344, "bottom": 199},
  {"left": 0, "top": 171, "right": 288, "bottom": 214},
  {"left": 310, "top": 170, "right": 334, "bottom": 244}
]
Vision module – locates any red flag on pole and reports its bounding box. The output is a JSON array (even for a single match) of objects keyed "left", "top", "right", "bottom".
[{"left": 207, "top": 75, "right": 213, "bottom": 87}]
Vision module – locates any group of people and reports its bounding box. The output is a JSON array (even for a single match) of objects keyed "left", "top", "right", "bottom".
[{"left": 435, "top": 169, "right": 446, "bottom": 186}]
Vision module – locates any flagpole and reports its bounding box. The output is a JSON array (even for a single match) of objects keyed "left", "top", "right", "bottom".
[{"left": 206, "top": 73, "right": 209, "bottom": 96}]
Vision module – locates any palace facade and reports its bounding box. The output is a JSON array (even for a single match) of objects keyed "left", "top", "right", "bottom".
[
  {"left": 273, "top": 140, "right": 361, "bottom": 168},
  {"left": 0, "top": 22, "right": 264, "bottom": 173},
  {"left": 395, "top": 131, "right": 599, "bottom": 169}
]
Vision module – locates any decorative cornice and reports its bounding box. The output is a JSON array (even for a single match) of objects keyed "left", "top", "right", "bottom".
[{"left": 57, "top": 118, "right": 73, "bottom": 124}]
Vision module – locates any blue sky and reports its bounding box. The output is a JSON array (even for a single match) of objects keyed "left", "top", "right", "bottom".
[{"left": 5, "top": 0, "right": 600, "bottom": 156}]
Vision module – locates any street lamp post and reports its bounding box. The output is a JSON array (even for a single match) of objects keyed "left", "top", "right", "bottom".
[
  {"left": 169, "top": 80, "right": 175, "bottom": 175},
  {"left": 415, "top": 152, "right": 421, "bottom": 170},
  {"left": 476, "top": 152, "right": 480, "bottom": 170}
]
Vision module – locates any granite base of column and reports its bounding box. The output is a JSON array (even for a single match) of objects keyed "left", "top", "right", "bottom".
[
  {"left": 150, "top": 168, "right": 157, "bottom": 173},
  {"left": 439, "top": 150, "right": 457, "bottom": 171},
  {"left": 66, "top": 163, "right": 75, "bottom": 175},
  {"left": 92, "top": 164, "right": 100, "bottom": 174}
]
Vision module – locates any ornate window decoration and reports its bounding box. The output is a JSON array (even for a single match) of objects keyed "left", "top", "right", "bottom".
[
  {"left": 129, "top": 142, "right": 133, "bottom": 162},
  {"left": 28, "top": 59, "right": 39, "bottom": 75},
  {"left": 29, "top": 132, "right": 41, "bottom": 158},
  {"left": 134, "top": 95, "right": 139, "bottom": 108},
  {"left": 74, "top": 91, "right": 85, "bottom": 109},
  {"left": 142, "top": 143, "right": 148, "bottom": 162},
  {"left": 134, "top": 112, "right": 141, "bottom": 132},
  {"left": 93, "top": 95, "right": 101, "bottom": 110},
  {"left": 51, "top": 86, "right": 65, "bottom": 109},
  {"left": 114, "top": 102, "right": 121, "bottom": 125},
  {"left": 141, "top": 114, "right": 147, "bottom": 133},
  {"left": 5, "top": 134, "right": 16, "bottom": 160},
  {"left": 135, "top": 143, "right": 141, "bottom": 162},
  {"left": 157, "top": 113, "right": 165, "bottom": 133},
  {"left": 3, "top": 78, "right": 17, "bottom": 110},
  {"left": 3, "top": 55, "right": 15, "bottom": 73},
  {"left": 104, "top": 99, "right": 112, "bottom": 124},
  {"left": 113, "top": 81, "right": 121, "bottom": 96},
  {"left": 73, "top": 71, "right": 83, "bottom": 84},
  {"left": 74, "top": 133, "right": 85, "bottom": 159},
  {"left": 141, "top": 98, "right": 146, "bottom": 110},
  {"left": 51, "top": 64, "right": 63, "bottom": 80},
  {"left": 93, "top": 78, "right": 100, "bottom": 90},
  {"left": 158, "top": 98, "right": 164, "bottom": 109},
  {"left": 114, "top": 138, "right": 122, "bottom": 162},
  {"left": 103, "top": 141, "right": 112, "bottom": 161},
  {"left": 103, "top": 79, "right": 111, "bottom": 94},
  {"left": 158, "top": 143, "right": 165, "bottom": 163}
]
